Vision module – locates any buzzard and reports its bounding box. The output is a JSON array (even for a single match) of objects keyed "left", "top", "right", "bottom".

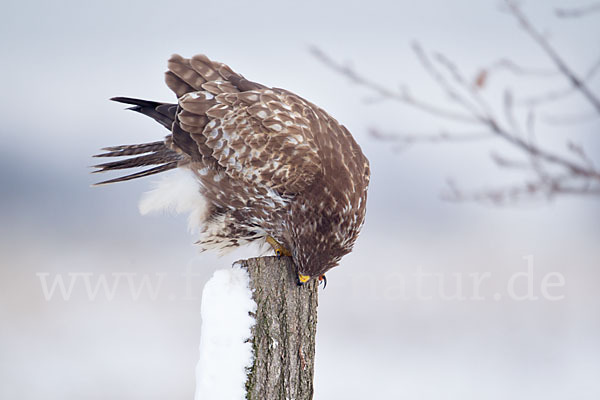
[{"left": 94, "top": 54, "right": 370, "bottom": 285}]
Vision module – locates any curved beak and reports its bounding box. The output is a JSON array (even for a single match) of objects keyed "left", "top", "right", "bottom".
[{"left": 318, "top": 274, "right": 327, "bottom": 289}]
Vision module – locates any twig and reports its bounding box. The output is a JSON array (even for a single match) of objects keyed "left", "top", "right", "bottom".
[
  {"left": 369, "top": 129, "right": 492, "bottom": 144},
  {"left": 505, "top": 0, "right": 600, "bottom": 114},
  {"left": 309, "top": 46, "right": 478, "bottom": 123},
  {"left": 555, "top": 2, "right": 600, "bottom": 18},
  {"left": 541, "top": 111, "right": 600, "bottom": 125},
  {"left": 519, "top": 57, "right": 600, "bottom": 107},
  {"left": 310, "top": 2, "right": 600, "bottom": 204},
  {"left": 413, "top": 44, "right": 488, "bottom": 120},
  {"left": 480, "top": 58, "right": 559, "bottom": 78},
  {"left": 443, "top": 175, "right": 600, "bottom": 205},
  {"left": 486, "top": 116, "right": 600, "bottom": 179},
  {"left": 502, "top": 89, "right": 523, "bottom": 137},
  {"left": 369, "top": 128, "right": 493, "bottom": 152}
]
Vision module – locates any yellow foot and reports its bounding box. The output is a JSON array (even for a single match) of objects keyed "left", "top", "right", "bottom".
[
  {"left": 297, "top": 273, "right": 325, "bottom": 287},
  {"left": 266, "top": 236, "right": 291, "bottom": 258},
  {"left": 298, "top": 274, "right": 311, "bottom": 285}
]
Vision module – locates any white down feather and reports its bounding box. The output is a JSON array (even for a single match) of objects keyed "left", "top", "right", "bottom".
[{"left": 138, "top": 168, "right": 208, "bottom": 232}]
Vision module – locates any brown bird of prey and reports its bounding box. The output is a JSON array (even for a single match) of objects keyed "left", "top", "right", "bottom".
[{"left": 93, "top": 54, "right": 370, "bottom": 285}]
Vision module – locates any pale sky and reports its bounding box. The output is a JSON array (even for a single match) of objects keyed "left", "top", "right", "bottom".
[{"left": 1, "top": 0, "right": 599, "bottom": 399}]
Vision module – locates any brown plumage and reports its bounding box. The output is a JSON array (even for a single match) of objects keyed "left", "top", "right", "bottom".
[{"left": 94, "top": 54, "right": 370, "bottom": 283}]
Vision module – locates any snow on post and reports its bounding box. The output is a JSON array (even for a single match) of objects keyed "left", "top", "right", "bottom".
[
  {"left": 195, "top": 257, "right": 319, "bottom": 400},
  {"left": 195, "top": 265, "right": 256, "bottom": 400}
]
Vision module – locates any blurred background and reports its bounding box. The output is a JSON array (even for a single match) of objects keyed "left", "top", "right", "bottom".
[{"left": 1, "top": 0, "right": 599, "bottom": 398}]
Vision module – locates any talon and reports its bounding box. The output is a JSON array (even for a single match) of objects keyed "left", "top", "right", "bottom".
[
  {"left": 318, "top": 274, "right": 327, "bottom": 289},
  {"left": 266, "top": 236, "right": 291, "bottom": 258}
]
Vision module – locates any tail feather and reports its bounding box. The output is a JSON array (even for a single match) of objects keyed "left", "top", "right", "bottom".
[
  {"left": 92, "top": 97, "right": 183, "bottom": 185},
  {"left": 111, "top": 97, "right": 177, "bottom": 130},
  {"left": 94, "top": 141, "right": 166, "bottom": 158},
  {"left": 92, "top": 162, "right": 180, "bottom": 186},
  {"left": 92, "top": 140, "right": 183, "bottom": 185},
  {"left": 92, "top": 150, "right": 180, "bottom": 172}
]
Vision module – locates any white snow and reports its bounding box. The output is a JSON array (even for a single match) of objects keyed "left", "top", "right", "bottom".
[
  {"left": 195, "top": 265, "right": 256, "bottom": 400},
  {"left": 138, "top": 168, "right": 208, "bottom": 232}
]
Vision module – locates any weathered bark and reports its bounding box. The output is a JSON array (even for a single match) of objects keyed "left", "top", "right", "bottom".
[{"left": 238, "top": 256, "right": 319, "bottom": 400}]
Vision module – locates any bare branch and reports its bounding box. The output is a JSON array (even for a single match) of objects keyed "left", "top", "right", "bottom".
[
  {"left": 435, "top": 51, "right": 499, "bottom": 121},
  {"left": 502, "top": 89, "right": 524, "bottom": 137},
  {"left": 519, "top": 56, "right": 600, "bottom": 107},
  {"left": 472, "top": 59, "right": 559, "bottom": 91},
  {"left": 443, "top": 175, "right": 600, "bottom": 205},
  {"left": 369, "top": 128, "right": 493, "bottom": 152},
  {"left": 486, "top": 117, "right": 600, "bottom": 179},
  {"left": 505, "top": 0, "right": 600, "bottom": 114},
  {"left": 567, "top": 141, "right": 596, "bottom": 169},
  {"left": 490, "top": 152, "right": 532, "bottom": 170},
  {"left": 309, "top": 46, "right": 479, "bottom": 123},
  {"left": 413, "top": 45, "right": 594, "bottom": 179},
  {"left": 555, "top": 2, "right": 600, "bottom": 18},
  {"left": 369, "top": 128, "right": 492, "bottom": 144},
  {"left": 481, "top": 58, "right": 559, "bottom": 78},
  {"left": 412, "top": 44, "right": 488, "bottom": 120},
  {"left": 541, "top": 111, "right": 600, "bottom": 125},
  {"left": 525, "top": 107, "right": 536, "bottom": 143},
  {"left": 425, "top": 44, "right": 600, "bottom": 181},
  {"left": 310, "top": 2, "right": 600, "bottom": 204}
]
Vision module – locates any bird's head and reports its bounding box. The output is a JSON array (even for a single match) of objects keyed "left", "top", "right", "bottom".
[
  {"left": 287, "top": 175, "right": 368, "bottom": 287},
  {"left": 293, "top": 247, "right": 343, "bottom": 287},
  {"left": 290, "top": 219, "right": 352, "bottom": 287}
]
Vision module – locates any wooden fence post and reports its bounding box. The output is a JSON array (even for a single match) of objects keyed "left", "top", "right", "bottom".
[{"left": 239, "top": 256, "right": 319, "bottom": 400}]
